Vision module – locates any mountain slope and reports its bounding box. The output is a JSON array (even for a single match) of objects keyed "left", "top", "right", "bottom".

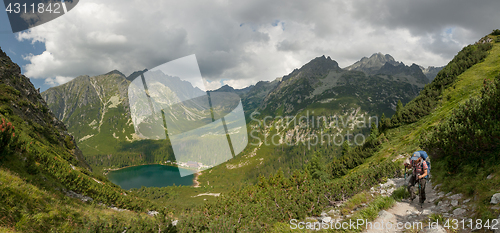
[
  {"left": 258, "top": 54, "right": 427, "bottom": 118},
  {"left": 179, "top": 31, "right": 500, "bottom": 232},
  {"left": 0, "top": 47, "right": 174, "bottom": 232}
]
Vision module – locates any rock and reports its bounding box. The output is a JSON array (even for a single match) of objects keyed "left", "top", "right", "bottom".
[
  {"left": 491, "top": 193, "right": 500, "bottom": 204},
  {"left": 453, "top": 208, "right": 466, "bottom": 216},
  {"left": 380, "top": 179, "right": 395, "bottom": 189},
  {"left": 451, "top": 200, "right": 459, "bottom": 206},
  {"left": 437, "top": 192, "right": 445, "bottom": 197},
  {"left": 389, "top": 178, "right": 405, "bottom": 188},
  {"left": 321, "top": 217, "right": 332, "bottom": 223},
  {"left": 433, "top": 184, "right": 442, "bottom": 190},
  {"left": 64, "top": 190, "right": 93, "bottom": 202},
  {"left": 450, "top": 194, "right": 463, "bottom": 200},
  {"left": 487, "top": 174, "right": 495, "bottom": 179},
  {"left": 442, "top": 213, "right": 450, "bottom": 218},
  {"left": 438, "top": 200, "right": 450, "bottom": 207},
  {"left": 446, "top": 192, "right": 453, "bottom": 197},
  {"left": 463, "top": 198, "right": 471, "bottom": 204},
  {"left": 327, "top": 209, "right": 337, "bottom": 216},
  {"left": 422, "top": 209, "right": 432, "bottom": 215},
  {"left": 380, "top": 189, "right": 386, "bottom": 194},
  {"left": 147, "top": 211, "right": 159, "bottom": 216},
  {"left": 172, "top": 220, "right": 178, "bottom": 226},
  {"left": 320, "top": 212, "right": 327, "bottom": 217},
  {"left": 387, "top": 188, "right": 395, "bottom": 195},
  {"left": 440, "top": 205, "right": 451, "bottom": 212}
]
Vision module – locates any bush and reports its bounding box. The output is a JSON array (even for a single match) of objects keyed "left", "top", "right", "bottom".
[
  {"left": 388, "top": 42, "right": 493, "bottom": 128},
  {"left": 64, "top": 135, "right": 75, "bottom": 150},
  {"left": 421, "top": 75, "right": 500, "bottom": 172},
  {"left": 490, "top": 29, "right": 500, "bottom": 36},
  {"left": 0, "top": 118, "right": 17, "bottom": 158}
]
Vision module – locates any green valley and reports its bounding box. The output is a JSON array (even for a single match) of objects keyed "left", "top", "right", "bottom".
[{"left": 0, "top": 30, "right": 499, "bottom": 232}]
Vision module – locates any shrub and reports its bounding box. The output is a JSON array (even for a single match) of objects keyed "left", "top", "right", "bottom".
[
  {"left": 490, "top": 29, "right": 500, "bottom": 36},
  {"left": 0, "top": 118, "right": 17, "bottom": 158},
  {"left": 64, "top": 135, "right": 75, "bottom": 150},
  {"left": 421, "top": 75, "right": 500, "bottom": 172}
]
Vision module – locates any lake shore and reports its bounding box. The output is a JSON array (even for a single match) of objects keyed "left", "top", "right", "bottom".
[
  {"left": 193, "top": 171, "right": 202, "bottom": 188},
  {"left": 103, "top": 162, "right": 199, "bottom": 175}
]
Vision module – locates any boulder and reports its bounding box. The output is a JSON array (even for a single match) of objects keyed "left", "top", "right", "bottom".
[
  {"left": 321, "top": 217, "right": 332, "bottom": 223},
  {"left": 438, "top": 200, "right": 450, "bottom": 207},
  {"left": 422, "top": 209, "right": 432, "bottom": 215},
  {"left": 491, "top": 193, "right": 500, "bottom": 204},
  {"left": 452, "top": 208, "right": 466, "bottom": 216},
  {"left": 450, "top": 194, "right": 463, "bottom": 200},
  {"left": 487, "top": 174, "right": 495, "bottom": 180},
  {"left": 380, "top": 179, "right": 395, "bottom": 189},
  {"left": 147, "top": 211, "right": 159, "bottom": 216}
]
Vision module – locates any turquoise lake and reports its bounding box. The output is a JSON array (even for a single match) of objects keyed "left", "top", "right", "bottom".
[{"left": 106, "top": 164, "right": 195, "bottom": 190}]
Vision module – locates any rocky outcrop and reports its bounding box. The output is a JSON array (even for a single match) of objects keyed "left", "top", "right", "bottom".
[{"left": 345, "top": 53, "right": 403, "bottom": 74}]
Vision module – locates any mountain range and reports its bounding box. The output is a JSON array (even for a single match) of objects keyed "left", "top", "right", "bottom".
[{"left": 41, "top": 52, "right": 441, "bottom": 170}]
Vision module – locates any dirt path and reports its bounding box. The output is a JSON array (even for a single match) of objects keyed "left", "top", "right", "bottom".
[
  {"left": 364, "top": 180, "right": 442, "bottom": 233},
  {"left": 193, "top": 171, "right": 202, "bottom": 188}
]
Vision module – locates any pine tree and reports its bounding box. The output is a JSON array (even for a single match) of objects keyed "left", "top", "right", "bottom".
[
  {"left": 369, "top": 122, "right": 379, "bottom": 141},
  {"left": 341, "top": 141, "right": 349, "bottom": 156}
]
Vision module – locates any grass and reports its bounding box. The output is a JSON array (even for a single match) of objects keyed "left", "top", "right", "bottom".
[
  {"left": 0, "top": 167, "right": 168, "bottom": 232},
  {"left": 391, "top": 186, "right": 410, "bottom": 201}
]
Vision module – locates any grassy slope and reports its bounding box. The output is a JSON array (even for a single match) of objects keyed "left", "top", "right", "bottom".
[{"left": 352, "top": 35, "right": 500, "bottom": 218}]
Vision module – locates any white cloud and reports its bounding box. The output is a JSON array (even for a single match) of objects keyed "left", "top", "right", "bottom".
[
  {"left": 44, "top": 76, "right": 73, "bottom": 86},
  {"left": 16, "top": 0, "right": 498, "bottom": 89}
]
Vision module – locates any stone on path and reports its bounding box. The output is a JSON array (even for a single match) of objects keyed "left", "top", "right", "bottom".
[
  {"left": 452, "top": 208, "right": 466, "bottom": 216},
  {"left": 491, "top": 193, "right": 500, "bottom": 204},
  {"left": 450, "top": 194, "right": 463, "bottom": 200},
  {"left": 451, "top": 200, "right": 459, "bottom": 206}
]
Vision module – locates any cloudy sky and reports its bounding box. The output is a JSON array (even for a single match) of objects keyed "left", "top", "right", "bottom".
[{"left": 0, "top": 0, "right": 499, "bottom": 91}]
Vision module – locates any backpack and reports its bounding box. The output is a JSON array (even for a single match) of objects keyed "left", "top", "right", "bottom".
[{"left": 417, "top": 150, "right": 431, "bottom": 179}]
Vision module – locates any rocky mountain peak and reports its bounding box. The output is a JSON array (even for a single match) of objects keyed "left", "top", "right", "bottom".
[
  {"left": 345, "top": 52, "right": 403, "bottom": 74},
  {"left": 104, "top": 70, "right": 125, "bottom": 77},
  {"left": 282, "top": 55, "right": 340, "bottom": 82}
]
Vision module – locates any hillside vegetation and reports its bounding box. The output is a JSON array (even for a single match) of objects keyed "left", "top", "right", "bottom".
[
  {"left": 0, "top": 48, "right": 176, "bottom": 232},
  {"left": 178, "top": 32, "right": 500, "bottom": 231}
]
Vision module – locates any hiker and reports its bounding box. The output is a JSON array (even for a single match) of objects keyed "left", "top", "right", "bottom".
[{"left": 406, "top": 152, "right": 428, "bottom": 204}]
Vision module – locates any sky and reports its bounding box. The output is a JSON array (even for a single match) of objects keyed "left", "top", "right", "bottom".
[{"left": 0, "top": 0, "right": 499, "bottom": 92}]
